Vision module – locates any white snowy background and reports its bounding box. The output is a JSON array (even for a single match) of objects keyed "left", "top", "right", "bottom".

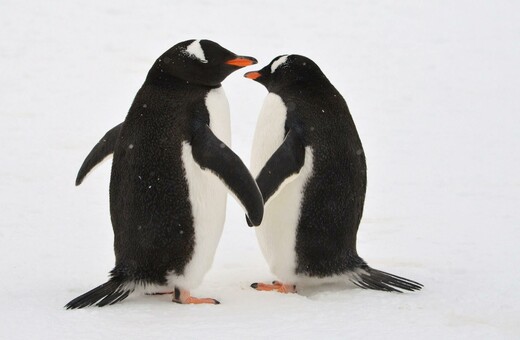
[{"left": 1, "top": 0, "right": 519, "bottom": 339}]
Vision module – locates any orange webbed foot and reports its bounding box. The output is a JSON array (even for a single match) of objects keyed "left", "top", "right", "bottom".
[
  {"left": 172, "top": 288, "right": 220, "bottom": 305},
  {"left": 251, "top": 281, "right": 297, "bottom": 293}
]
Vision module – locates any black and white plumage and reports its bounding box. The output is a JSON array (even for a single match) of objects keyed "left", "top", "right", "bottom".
[
  {"left": 245, "top": 55, "right": 422, "bottom": 293},
  {"left": 66, "top": 40, "right": 263, "bottom": 309}
]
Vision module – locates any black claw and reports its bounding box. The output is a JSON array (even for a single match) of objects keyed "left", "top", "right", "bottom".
[
  {"left": 213, "top": 299, "right": 221, "bottom": 305},
  {"left": 251, "top": 283, "right": 259, "bottom": 289}
]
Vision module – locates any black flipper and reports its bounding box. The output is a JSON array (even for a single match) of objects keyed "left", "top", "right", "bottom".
[
  {"left": 65, "top": 278, "right": 133, "bottom": 309},
  {"left": 245, "top": 129, "right": 305, "bottom": 226},
  {"left": 255, "top": 128, "right": 306, "bottom": 204},
  {"left": 350, "top": 265, "right": 423, "bottom": 292},
  {"left": 191, "top": 124, "right": 264, "bottom": 226},
  {"left": 75, "top": 123, "right": 123, "bottom": 186}
]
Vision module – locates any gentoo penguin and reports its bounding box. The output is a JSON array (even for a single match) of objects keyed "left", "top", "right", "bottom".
[
  {"left": 244, "top": 55, "right": 422, "bottom": 293},
  {"left": 65, "top": 40, "right": 263, "bottom": 309}
]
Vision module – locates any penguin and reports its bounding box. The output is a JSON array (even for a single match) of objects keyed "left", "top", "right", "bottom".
[
  {"left": 244, "top": 55, "right": 422, "bottom": 293},
  {"left": 65, "top": 39, "right": 263, "bottom": 309}
]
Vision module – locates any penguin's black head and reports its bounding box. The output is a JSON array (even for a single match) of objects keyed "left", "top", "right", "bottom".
[
  {"left": 152, "top": 39, "right": 257, "bottom": 87},
  {"left": 244, "top": 54, "right": 327, "bottom": 92}
]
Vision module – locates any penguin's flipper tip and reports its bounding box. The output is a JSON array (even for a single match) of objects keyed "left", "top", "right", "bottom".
[
  {"left": 352, "top": 267, "right": 423, "bottom": 293},
  {"left": 245, "top": 215, "right": 256, "bottom": 227},
  {"left": 75, "top": 176, "right": 83, "bottom": 186}
]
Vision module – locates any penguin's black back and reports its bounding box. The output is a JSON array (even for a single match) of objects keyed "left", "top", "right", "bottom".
[
  {"left": 278, "top": 77, "right": 367, "bottom": 278},
  {"left": 109, "top": 75, "right": 213, "bottom": 284}
]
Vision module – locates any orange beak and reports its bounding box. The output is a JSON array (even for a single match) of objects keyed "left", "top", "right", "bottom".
[
  {"left": 225, "top": 56, "right": 257, "bottom": 67},
  {"left": 244, "top": 71, "right": 262, "bottom": 80}
]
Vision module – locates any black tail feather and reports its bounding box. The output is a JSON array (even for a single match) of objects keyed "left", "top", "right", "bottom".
[
  {"left": 351, "top": 266, "right": 423, "bottom": 293},
  {"left": 65, "top": 279, "right": 132, "bottom": 309}
]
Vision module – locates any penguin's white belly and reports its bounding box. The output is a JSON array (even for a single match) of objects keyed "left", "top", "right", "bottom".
[
  {"left": 169, "top": 87, "right": 231, "bottom": 289},
  {"left": 250, "top": 93, "right": 287, "bottom": 175},
  {"left": 251, "top": 93, "right": 314, "bottom": 283}
]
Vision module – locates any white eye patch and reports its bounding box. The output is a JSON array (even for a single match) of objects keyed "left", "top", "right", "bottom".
[
  {"left": 271, "top": 55, "right": 289, "bottom": 73},
  {"left": 185, "top": 40, "right": 208, "bottom": 63}
]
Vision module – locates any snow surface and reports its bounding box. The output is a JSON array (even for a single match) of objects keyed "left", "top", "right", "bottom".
[{"left": 1, "top": 0, "right": 519, "bottom": 339}]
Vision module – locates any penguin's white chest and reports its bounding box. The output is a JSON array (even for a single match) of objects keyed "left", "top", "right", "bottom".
[
  {"left": 171, "top": 87, "right": 231, "bottom": 289},
  {"left": 250, "top": 94, "right": 287, "bottom": 176},
  {"left": 250, "top": 93, "right": 314, "bottom": 283}
]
